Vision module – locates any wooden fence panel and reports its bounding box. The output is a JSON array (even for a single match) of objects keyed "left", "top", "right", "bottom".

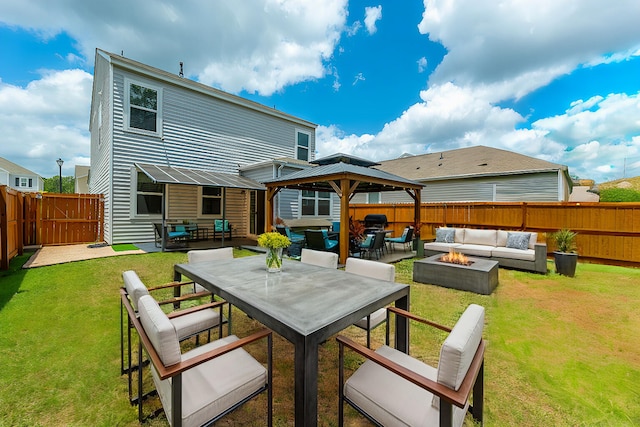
[
  {"left": 350, "top": 201, "right": 640, "bottom": 265},
  {"left": 0, "top": 186, "right": 22, "bottom": 269},
  {"left": 39, "top": 194, "right": 104, "bottom": 245}
]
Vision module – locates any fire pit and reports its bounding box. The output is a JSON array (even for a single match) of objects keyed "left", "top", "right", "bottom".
[
  {"left": 440, "top": 250, "right": 473, "bottom": 266},
  {"left": 413, "top": 253, "right": 499, "bottom": 295}
]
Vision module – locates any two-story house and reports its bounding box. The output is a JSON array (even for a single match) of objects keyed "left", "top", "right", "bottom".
[
  {"left": 89, "top": 49, "right": 319, "bottom": 245},
  {"left": 0, "top": 157, "right": 44, "bottom": 193}
]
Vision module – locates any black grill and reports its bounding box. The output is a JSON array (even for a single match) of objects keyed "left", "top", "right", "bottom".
[{"left": 363, "top": 214, "right": 388, "bottom": 230}]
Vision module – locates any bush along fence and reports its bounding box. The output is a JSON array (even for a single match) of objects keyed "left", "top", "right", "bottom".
[
  {"left": 0, "top": 186, "right": 104, "bottom": 269},
  {"left": 349, "top": 201, "right": 640, "bottom": 266}
]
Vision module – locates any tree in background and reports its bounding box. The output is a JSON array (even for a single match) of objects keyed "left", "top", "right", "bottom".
[{"left": 43, "top": 176, "right": 75, "bottom": 193}]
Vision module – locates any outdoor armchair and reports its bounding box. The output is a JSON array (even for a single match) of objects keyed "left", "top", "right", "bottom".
[
  {"left": 213, "top": 219, "right": 232, "bottom": 240},
  {"left": 344, "top": 258, "right": 395, "bottom": 348},
  {"left": 153, "top": 223, "right": 190, "bottom": 249},
  {"left": 337, "top": 304, "right": 486, "bottom": 427},
  {"left": 385, "top": 226, "right": 414, "bottom": 252},
  {"left": 121, "top": 270, "right": 225, "bottom": 405},
  {"left": 305, "top": 229, "right": 339, "bottom": 253},
  {"left": 124, "top": 292, "right": 273, "bottom": 426}
]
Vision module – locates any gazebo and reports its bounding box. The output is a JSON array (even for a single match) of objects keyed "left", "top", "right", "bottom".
[{"left": 262, "top": 153, "right": 424, "bottom": 264}]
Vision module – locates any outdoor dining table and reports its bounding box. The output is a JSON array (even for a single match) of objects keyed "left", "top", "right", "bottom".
[{"left": 173, "top": 255, "right": 410, "bottom": 426}]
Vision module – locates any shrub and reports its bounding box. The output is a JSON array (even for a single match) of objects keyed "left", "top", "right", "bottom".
[{"left": 599, "top": 188, "right": 640, "bottom": 202}]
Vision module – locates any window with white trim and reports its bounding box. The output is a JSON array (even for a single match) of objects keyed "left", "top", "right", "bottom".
[
  {"left": 296, "top": 130, "right": 310, "bottom": 161},
  {"left": 135, "top": 172, "right": 163, "bottom": 215},
  {"left": 125, "top": 79, "right": 162, "bottom": 135},
  {"left": 301, "top": 190, "right": 331, "bottom": 216},
  {"left": 199, "top": 187, "right": 222, "bottom": 216},
  {"left": 367, "top": 192, "right": 381, "bottom": 203}
]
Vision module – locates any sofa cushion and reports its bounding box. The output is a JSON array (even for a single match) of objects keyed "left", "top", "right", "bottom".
[
  {"left": 453, "top": 228, "right": 465, "bottom": 243},
  {"left": 435, "top": 228, "right": 455, "bottom": 243},
  {"left": 497, "top": 230, "right": 508, "bottom": 247},
  {"left": 506, "top": 232, "right": 531, "bottom": 251},
  {"left": 528, "top": 232, "right": 538, "bottom": 249},
  {"left": 492, "top": 246, "right": 536, "bottom": 261},
  {"left": 463, "top": 229, "right": 497, "bottom": 246},
  {"left": 456, "top": 244, "right": 494, "bottom": 257},
  {"left": 171, "top": 309, "right": 222, "bottom": 341},
  {"left": 138, "top": 295, "right": 182, "bottom": 367},
  {"left": 424, "top": 242, "right": 462, "bottom": 252}
]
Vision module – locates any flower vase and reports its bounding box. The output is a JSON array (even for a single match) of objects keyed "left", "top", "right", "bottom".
[{"left": 266, "top": 247, "right": 284, "bottom": 272}]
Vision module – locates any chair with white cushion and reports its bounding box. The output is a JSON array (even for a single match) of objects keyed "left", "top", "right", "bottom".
[
  {"left": 123, "top": 292, "right": 272, "bottom": 426},
  {"left": 121, "top": 270, "right": 225, "bottom": 405},
  {"left": 337, "top": 304, "right": 486, "bottom": 427},
  {"left": 187, "top": 247, "right": 234, "bottom": 293},
  {"left": 300, "top": 248, "right": 339, "bottom": 269},
  {"left": 344, "top": 257, "right": 395, "bottom": 348}
]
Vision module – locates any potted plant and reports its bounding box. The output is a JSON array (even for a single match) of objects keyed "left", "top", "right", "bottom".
[
  {"left": 411, "top": 221, "right": 424, "bottom": 257},
  {"left": 349, "top": 217, "right": 366, "bottom": 254},
  {"left": 552, "top": 229, "right": 578, "bottom": 277},
  {"left": 257, "top": 231, "right": 291, "bottom": 272}
]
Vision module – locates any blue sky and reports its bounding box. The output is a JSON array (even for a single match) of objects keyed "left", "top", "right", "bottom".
[{"left": 1, "top": 0, "right": 640, "bottom": 184}]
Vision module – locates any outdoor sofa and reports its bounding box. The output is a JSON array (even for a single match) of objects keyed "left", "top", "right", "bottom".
[{"left": 424, "top": 227, "right": 547, "bottom": 274}]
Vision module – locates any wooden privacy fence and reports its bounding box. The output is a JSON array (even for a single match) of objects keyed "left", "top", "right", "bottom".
[
  {"left": 0, "top": 187, "right": 104, "bottom": 269},
  {"left": 350, "top": 202, "right": 640, "bottom": 265}
]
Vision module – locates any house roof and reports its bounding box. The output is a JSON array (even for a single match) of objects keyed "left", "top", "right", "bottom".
[
  {"left": 239, "top": 157, "right": 312, "bottom": 172},
  {"left": 262, "top": 161, "right": 423, "bottom": 193},
  {"left": 0, "top": 157, "right": 41, "bottom": 177},
  {"left": 135, "top": 163, "right": 265, "bottom": 190},
  {"left": 376, "top": 145, "right": 569, "bottom": 181},
  {"left": 97, "top": 49, "right": 317, "bottom": 129}
]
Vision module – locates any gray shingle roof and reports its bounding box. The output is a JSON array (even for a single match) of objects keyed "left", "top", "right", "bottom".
[
  {"left": 377, "top": 145, "right": 567, "bottom": 181},
  {"left": 0, "top": 157, "right": 40, "bottom": 177}
]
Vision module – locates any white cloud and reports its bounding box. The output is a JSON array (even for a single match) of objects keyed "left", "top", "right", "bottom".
[
  {"left": 417, "top": 57, "right": 428, "bottom": 73},
  {"left": 1, "top": 0, "right": 349, "bottom": 96},
  {"left": 352, "top": 72, "right": 365, "bottom": 86},
  {"left": 0, "top": 69, "right": 92, "bottom": 177},
  {"left": 364, "top": 6, "right": 382, "bottom": 35}
]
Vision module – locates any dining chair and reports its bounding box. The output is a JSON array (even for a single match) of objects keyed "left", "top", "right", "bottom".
[
  {"left": 125, "top": 293, "right": 273, "bottom": 426},
  {"left": 359, "top": 231, "right": 386, "bottom": 259},
  {"left": 304, "top": 229, "right": 338, "bottom": 253},
  {"left": 385, "top": 226, "right": 414, "bottom": 252},
  {"left": 344, "top": 257, "right": 395, "bottom": 348},
  {"left": 337, "top": 304, "right": 486, "bottom": 427},
  {"left": 300, "top": 248, "right": 339, "bottom": 269},
  {"left": 121, "top": 270, "right": 225, "bottom": 406}
]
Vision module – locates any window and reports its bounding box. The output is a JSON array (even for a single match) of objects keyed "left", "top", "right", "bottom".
[
  {"left": 20, "top": 178, "right": 28, "bottom": 187},
  {"left": 200, "top": 187, "right": 222, "bottom": 216},
  {"left": 367, "top": 192, "right": 381, "bottom": 203},
  {"left": 28, "top": 178, "right": 33, "bottom": 187},
  {"left": 301, "top": 190, "right": 331, "bottom": 216},
  {"left": 15, "top": 177, "right": 19, "bottom": 186},
  {"left": 125, "top": 79, "right": 162, "bottom": 135},
  {"left": 296, "top": 130, "right": 310, "bottom": 161},
  {"left": 136, "top": 172, "right": 163, "bottom": 215}
]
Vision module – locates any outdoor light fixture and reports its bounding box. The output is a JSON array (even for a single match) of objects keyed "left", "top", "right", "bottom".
[{"left": 56, "top": 158, "right": 64, "bottom": 193}]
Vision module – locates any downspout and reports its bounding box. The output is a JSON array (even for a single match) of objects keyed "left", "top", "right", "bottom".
[{"left": 274, "top": 161, "right": 286, "bottom": 220}]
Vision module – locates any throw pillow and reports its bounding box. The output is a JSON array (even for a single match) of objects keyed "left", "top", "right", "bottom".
[
  {"left": 506, "top": 232, "right": 531, "bottom": 251},
  {"left": 436, "top": 228, "right": 455, "bottom": 243}
]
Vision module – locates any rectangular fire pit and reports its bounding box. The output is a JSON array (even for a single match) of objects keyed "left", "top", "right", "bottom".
[{"left": 413, "top": 254, "right": 499, "bottom": 295}]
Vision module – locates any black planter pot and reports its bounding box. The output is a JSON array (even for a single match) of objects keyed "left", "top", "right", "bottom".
[{"left": 554, "top": 251, "right": 578, "bottom": 277}]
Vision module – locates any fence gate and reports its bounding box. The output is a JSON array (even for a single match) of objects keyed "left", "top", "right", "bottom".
[{"left": 39, "top": 193, "right": 104, "bottom": 245}]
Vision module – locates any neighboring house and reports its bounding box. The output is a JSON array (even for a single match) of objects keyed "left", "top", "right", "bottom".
[
  {"left": 0, "top": 157, "right": 44, "bottom": 192},
  {"left": 360, "top": 145, "right": 573, "bottom": 203},
  {"left": 74, "top": 165, "right": 90, "bottom": 193},
  {"left": 89, "top": 49, "right": 317, "bottom": 244}
]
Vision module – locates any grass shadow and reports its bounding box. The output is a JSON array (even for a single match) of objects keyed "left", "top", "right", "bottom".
[{"left": 0, "top": 251, "right": 33, "bottom": 311}]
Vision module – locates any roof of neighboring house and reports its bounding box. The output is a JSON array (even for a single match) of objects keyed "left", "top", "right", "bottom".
[
  {"left": 376, "top": 145, "right": 569, "bottom": 182},
  {"left": 0, "top": 157, "right": 41, "bottom": 177},
  {"left": 97, "top": 49, "right": 317, "bottom": 129}
]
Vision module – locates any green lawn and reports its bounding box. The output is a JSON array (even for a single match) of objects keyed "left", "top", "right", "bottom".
[{"left": 0, "top": 250, "right": 638, "bottom": 426}]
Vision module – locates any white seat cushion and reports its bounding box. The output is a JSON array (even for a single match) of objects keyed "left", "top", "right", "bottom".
[
  {"left": 152, "top": 335, "right": 268, "bottom": 427},
  {"left": 456, "top": 244, "right": 494, "bottom": 257},
  {"left": 424, "top": 242, "right": 462, "bottom": 252},
  {"left": 170, "top": 309, "right": 222, "bottom": 341},
  {"left": 122, "top": 270, "right": 150, "bottom": 311},
  {"left": 301, "top": 248, "right": 338, "bottom": 269},
  {"left": 138, "top": 295, "right": 182, "bottom": 366},
  {"left": 491, "top": 246, "right": 536, "bottom": 261},
  {"left": 344, "top": 345, "right": 467, "bottom": 427}
]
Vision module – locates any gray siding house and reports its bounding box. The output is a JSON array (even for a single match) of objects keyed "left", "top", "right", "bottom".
[
  {"left": 353, "top": 146, "right": 572, "bottom": 203},
  {"left": 89, "top": 49, "right": 317, "bottom": 244},
  {"left": 0, "top": 157, "right": 44, "bottom": 193}
]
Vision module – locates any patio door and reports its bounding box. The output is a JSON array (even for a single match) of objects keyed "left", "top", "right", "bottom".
[{"left": 249, "top": 190, "right": 265, "bottom": 235}]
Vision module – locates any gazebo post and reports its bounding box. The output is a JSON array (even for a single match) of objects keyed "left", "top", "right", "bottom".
[{"left": 339, "top": 179, "right": 351, "bottom": 265}]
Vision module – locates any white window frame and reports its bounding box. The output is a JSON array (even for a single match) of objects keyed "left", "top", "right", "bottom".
[
  {"left": 300, "top": 190, "right": 332, "bottom": 217},
  {"left": 295, "top": 129, "right": 311, "bottom": 161},
  {"left": 197, "top": 186, "right": 224, "bottom": 219},
  {"left": 367, "top": 192, "right": 381, "bottom": 203},
  {"left": 131, "top": 169, "right": 163, "bottom": 218},
  {"left": 20, "top": 177, "right": 28, "bottom": 187},
  {"left": 124, "top": 78, "right": 162, "bottom": 137}
]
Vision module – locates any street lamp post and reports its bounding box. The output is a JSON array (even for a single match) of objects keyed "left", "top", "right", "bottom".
[{"left": 56, "top": 158, "right": 64, "bottom": 193}]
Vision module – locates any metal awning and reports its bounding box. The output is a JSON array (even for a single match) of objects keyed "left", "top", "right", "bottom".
[{"left": 135, "top": 163, "right": 265, "bottom": 190}]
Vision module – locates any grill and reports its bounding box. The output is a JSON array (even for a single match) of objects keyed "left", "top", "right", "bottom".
[{"left": 363, "top": 214, "right": 388, "bottom": 231}]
